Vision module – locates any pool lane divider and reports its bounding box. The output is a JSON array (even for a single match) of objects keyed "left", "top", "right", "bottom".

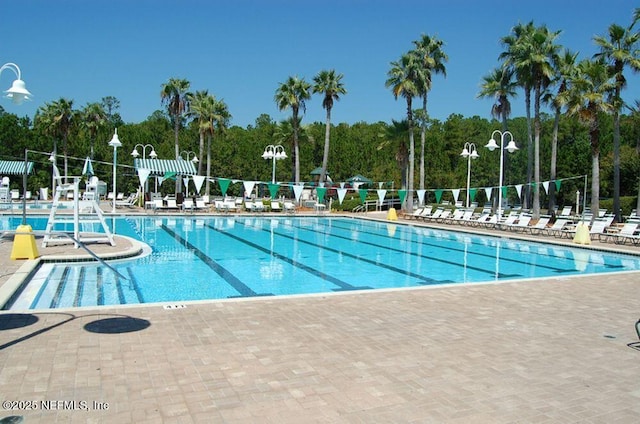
[
  {"left": 207, "top": 223, "right": 370, "bottom": 292},
  {"left": 161, "top": 224, "right": 266, "bottom": 298},
  {"left": 273, "top": 221, "right": 466, "bottom": 283},
  {"left": 234, "top": 221, "right": 446, "bottom": 287},
  {"left": 331, "top": 219, "right": 584, "bottom": 274}
]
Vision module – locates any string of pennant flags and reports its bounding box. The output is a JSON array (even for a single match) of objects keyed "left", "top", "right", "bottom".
[{"left": 136, "top": 168, "right": 586, "bottom": 206}]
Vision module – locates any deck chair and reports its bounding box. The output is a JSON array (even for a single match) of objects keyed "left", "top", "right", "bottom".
[
  {"left": 558, "top": 206, "right": 573, "bottom": 218},
  {"left": 611, "top": 222, "right": 640, "bottom": 245},
  {"left": 506, "top": 214, "right": 532, "bottom": 232},
  {"left": 525, "top": 216, "right": 551, "bottom": 235},
  {"left": 284, "top": 201, "right": 296, "bottom": 214},
  {"left": 545, "top": 218, "right": 571, "bottom": 237},
  {"left": 195, "top": 200, "right": 208, "bottom": 211},
  {"left": 182, "top": 199, "right": 194, "bottom": 212},
  {"left": 253, "top": 201, "right": 265, "bottom": 212},
  {"left": 271, "top": 201, "right": 282, "bottom": 212}
]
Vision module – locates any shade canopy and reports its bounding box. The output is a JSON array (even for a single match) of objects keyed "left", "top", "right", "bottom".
[
  {"left": 347, "top": 174, "right": 372, "bottom": 184},
  {"left": 309, "top": 167, "right": 329, "bottom": 176},
  {"left": 0, "top": 160, "right": 34, "bottom": 175},
  {"left": 134, "top": 158, "right": 197, "bottom": 176}
]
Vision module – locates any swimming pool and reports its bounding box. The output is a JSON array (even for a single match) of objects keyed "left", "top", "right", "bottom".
[{"left": 4, "top": 215, "right": 640, "bottom": 310}]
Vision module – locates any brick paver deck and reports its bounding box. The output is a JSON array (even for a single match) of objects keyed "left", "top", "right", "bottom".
[{"left": 1, "top": 210, "right": 639, "bottom": 423}]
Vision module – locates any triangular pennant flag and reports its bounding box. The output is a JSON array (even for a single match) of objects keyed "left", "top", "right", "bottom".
[
  {"left": 376, "top": 189, "right": 387, "bottom": 205},
  {"left": 555, "top": 180, "right": 561, "bottom": 191},
  {"left": 358, "top": 189, "right": 367, "bottom": 204},
  {"left": 451, "top": 189, "right": 460, "bottom": 203},
  {"left": 469, "top": 188, "right": 477, "bottom": 202},
  {"left": 137, "top": 168, "right": 151, "bottom": 187},
  {"left": 316, "top": 187, "right": 327, "bottom": 203},
  {"left": 484, "top": 187, "right": 493, "bottom": 201},
  {"left": 378, "top": 182, "right": 384, "bottom": 189},
  {"left": 502, "top": 186, "right": 508, "bottom": 197},
  {"left": 158, "top": 177, "right": 165, "bottom": 186},
  {"left": 291, "top": 183, "right": 304, "bottom": 201},
  {"left": 515, "top": 184, "right": 523, "bottom": 199},
  {"left": 163, "top": 171, "right": 177, "bottom": 181},
  {"left": 193, "top": 175, "right": 205, "bottom": 194},
  {"left": 398, "top": 189, "right": 407, "bottom": 205},
  {"left": 337, "top": 188, "right": 348, "bottom": 204},
  {"left": 416, "top": 189, "right": 426, "bottom": 206},
  {"left": 268, "top": 183, "right": 280, "bottom": 199},
  {"left": 339, "top": 182, "right": 345, "bottom": 189},
  {"left": 354, "top": 182, "right": 362, "bottom": 191},
  {"left": 243, "top": 181, "right": 256, "bottom": 198},
  {"left": 542, "top": 181, "right": 549, "bottom": 194},
  {"left": 319, "top": 182, "right": 325, "bottom": 188},
  {"left": 435, "top": 189, "right": 443, "bottom": 204}
]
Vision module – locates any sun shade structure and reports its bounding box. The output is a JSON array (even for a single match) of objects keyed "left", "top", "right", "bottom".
[
  {"left": 0, "top": 160, "right": 34, "bottom": 175},
  {"left": 134, "top": 158, "right": 197, "bottom": 176}
]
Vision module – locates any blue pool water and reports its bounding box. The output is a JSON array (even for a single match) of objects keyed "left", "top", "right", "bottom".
[{"left": 3, "top": 215, "right": 640, "bottom": 310}]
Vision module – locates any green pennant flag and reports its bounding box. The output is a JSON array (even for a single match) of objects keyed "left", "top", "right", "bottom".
[
  {"left": 358, "top": 189, "right": 368, "bottom": 204},
  {"left": 502, "top": 186, "right": 508, "bottom": 197},
  {"left": 435, "top": 189, "right": 443, "bottom": 204},
  {"left": 398, "top": 189, "right": 407, "bottom": 205},
  {"left": 469, "top": 188, "right": 477, "bottom": 202},
  {"left": 163, "top": 171, "right": 176, "bottom": 181},
  {"left": 268, "top": 183, "right": 280, "bottom": 199},
  {"left": 316, "top": 187, "right": 326, "bottom": 203},
  {"left": 218, "top": 178, "right": 231, "bottom": 196},
  {"left": 555, "top": 180, "right": 561, "bottom": 191}
]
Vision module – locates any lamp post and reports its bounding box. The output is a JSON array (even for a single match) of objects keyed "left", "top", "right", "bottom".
[
  {"left": 262, "top": 144, "right": 287, "bottom": 184},
  {"left": 131, "top": 143, "right": 157, "bottom": 196},
  {"left": 485, "top": 130, "right": 518, "bottom": 220},
  {"left": 1, "top": 63, "right": 32, "bottom": 104},
  {"left": 460, "top": 142, "right": 479, "bottom": 208},
  {"left": 109, "top": 128, "right": 122, "bottom": 214},
  {"left": 179, "top": 151, "right": 198, "bottom": 196}
]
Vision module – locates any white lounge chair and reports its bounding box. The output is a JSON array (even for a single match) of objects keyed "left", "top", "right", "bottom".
[
  {"left": 271, "top": 201, "right": 282, "bottom": 212},
  {"left": 284, "top": 201, "right": 296, "bottom": 214}
]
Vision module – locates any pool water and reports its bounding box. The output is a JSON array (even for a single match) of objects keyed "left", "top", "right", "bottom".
[{"left": 4, "top": 215, "right": 640, "bottom": 310}]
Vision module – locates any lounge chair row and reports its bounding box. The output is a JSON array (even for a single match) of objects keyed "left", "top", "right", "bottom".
[{"left": 404, "top": 206, "right": 640, "bottom": 245}]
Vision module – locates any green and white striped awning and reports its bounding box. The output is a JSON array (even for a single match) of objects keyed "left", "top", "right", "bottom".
[
  {"left": 134, "top": 158, "right": 197, "bottom": 176},
  {"left": 0, "top": 160, "right": 34, "bottom": 175}
]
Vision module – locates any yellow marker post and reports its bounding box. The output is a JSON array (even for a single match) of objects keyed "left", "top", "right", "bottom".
[
  {"left": 387, "top": 207, "right": 398, "bottom": 221},
  {"left": 572, "top": 222, "right": 591, "bottom": 245},
  {"left": 11, "top": 224, "right": 39, "bottom": 260}
]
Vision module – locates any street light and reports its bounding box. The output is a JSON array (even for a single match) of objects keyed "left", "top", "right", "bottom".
[
  {"left": 460, "top": 142, "right": 479, "bottom": 208},
  {"left": 262, "top": 144, "right": 287, "bottom": 184},
  {"left": 179, "top": 150, "right": 199, "bottom": 163},
  {"left": 131, "top": 143, "right": 158, "bottom": 196},
  {"left": 131, "top": 144, "right": 158, "bottom": 160},
  {"left": 1, "top": 63, "right": 32, "bottom": 104},
  {"left": 108, "top": 128, "right": 122, "bottom": 214},
  {"left": 485, "top": 130, "right": 518, "bottom": 220}
]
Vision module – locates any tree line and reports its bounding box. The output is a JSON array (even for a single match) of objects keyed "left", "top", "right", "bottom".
[{"left": 1, "top": 7, "right": 639, "bottom": 219}]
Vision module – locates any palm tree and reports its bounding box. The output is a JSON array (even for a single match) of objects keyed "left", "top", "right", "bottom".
[
  {"left": 206, "top": 98, "right": 231, "bottom": 195},
  {"left": 501, "top": 23, "right": 560, "bottom": 218},
  {"left": 547, "top": 49, "right": 579, "bottom": 212},
  {"left": 161, "top": 78, "right": 191, "bottom": 193},
  {"left": 386, "top": 53, "right": 419, "bottom": 212},
  {"left": 312, "top": 69, "right": 346, "bottom": 185},
  {"left": 412, "top": 34, "right": 448, "bottom": 190},
  {"left": 558, "top": 58, "right": 615, "bottom": 219},
  {"left": 594, "top": 17, "right": 640, "bottom": 222},
  {"left": 478, "top": 67, "right": 516, "bottom": 131},
  {"left": 38, "top": 98, "right": 75, "bottom": 182},
  {"left": 187, "top": 90, "right": 212, "bottom": 176},
  {"left": 79, "top": 102, "right": 107, "bottom": 159},
  {"left": 274, "top": 76, "right": 311, "bottom": 183},
  {"left": 500, "top": 21, "right": 536, "bottom": 209}
]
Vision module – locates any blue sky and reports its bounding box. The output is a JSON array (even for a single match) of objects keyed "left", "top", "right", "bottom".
[{"left": 2, "top": 0, "right": 639, "bottom": 128}]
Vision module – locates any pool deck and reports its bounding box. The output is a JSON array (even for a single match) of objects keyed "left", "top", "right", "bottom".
[{"left": 1, "top": 209, "right": 639, "bottom": 423}]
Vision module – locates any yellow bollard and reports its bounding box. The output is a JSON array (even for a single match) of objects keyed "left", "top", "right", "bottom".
[
  {"left": 11, "top": 224, "right": 40, "bottom": 260},
  {"left": 387, "top": 207, "right": 398, "bottom": 221},
  {"left": 572, "top": 222, "right": 591, "bottom": 245}
]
